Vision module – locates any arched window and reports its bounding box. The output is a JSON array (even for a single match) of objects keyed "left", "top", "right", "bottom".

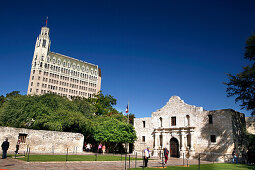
[
  {"left": 186, "top": 115, "right": 190, "bottom": 126},
  {"left": 160, "top": 117, "right": 162, "bottom": 127}
]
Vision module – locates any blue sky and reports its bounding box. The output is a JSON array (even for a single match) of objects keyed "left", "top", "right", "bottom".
[{"left": 0, "top": 0, "right": 254, "bottom": 117}]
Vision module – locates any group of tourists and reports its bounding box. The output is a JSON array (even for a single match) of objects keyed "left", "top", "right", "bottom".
[
  {"left": 143, "top": 147, "right": 169, "bottom": 167},
  {"left": 84, "top": 143, "right": 106, "bottom": 154},
  {"left": 1, "top": 138, "right": 20, "bottom": 159},
  {"left": 97, "top": 143, "right": 106, "bottom": 154}
]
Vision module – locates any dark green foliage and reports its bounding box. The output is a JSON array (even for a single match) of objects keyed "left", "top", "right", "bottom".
[
  {"left": 245, "top": 35, "right": 255, "bottom": 61},
  {"left": 0, "top": 95, "right": 4, "bottom": 107},
  {"left": 5, "top": 91, "right": 21, "bottom": 100},
  {"left": 0, "top": 94, "right": 94, "bottom": 133},
  {"left": 0, "top": 92, "right": 136, "bottom": 144},
  {"left": 247, "top": 133, "right": 255, "bottom": 150},
  {"left": 93, "top": 116, "right": 137, "bottom": 143},
  {"left": 225, "top": 35, "right": 255, "bottom": 115},
  {"left": 86, "top": 91, "right": 119, "bottom": 115}
]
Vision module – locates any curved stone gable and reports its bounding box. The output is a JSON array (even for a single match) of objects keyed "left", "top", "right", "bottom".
[
  {"left": 134, "top": 96, "right": 246, "bottom": 162},
  {"left": 152, "top": 96, "right": 204, "bottom": 118}
]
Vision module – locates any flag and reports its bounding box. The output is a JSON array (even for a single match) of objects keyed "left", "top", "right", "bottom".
[
  {"left": 46, "top": 16, "right": 48, "bottom": 26},
  {"left": 125, "top": 103, "right": 129, "bottom": 113}
]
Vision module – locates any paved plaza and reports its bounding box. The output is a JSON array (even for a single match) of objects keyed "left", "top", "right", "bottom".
[{"left": 0, "top": 157, "right": 213, "bottom": 170}]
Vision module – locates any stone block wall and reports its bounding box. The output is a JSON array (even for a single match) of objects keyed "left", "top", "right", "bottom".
[
  {"left": 133, "top": 96, "right": 246, "bottom": 162},
  {"left": 0, "top": 127, "right": 84, "bottom": 154},
  {"left": 246, "top": 117, "right": 255, "bottom": 135},
  {"left": 134, "top": 117, "right": 154, "bottom": 154},
  {"left": 193, "top": 110, "right": 235, "bottom": 161}
]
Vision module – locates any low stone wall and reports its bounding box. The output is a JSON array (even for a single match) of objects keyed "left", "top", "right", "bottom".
[{"left": 0, "top": 126, "right": 84, "bottom": 154}]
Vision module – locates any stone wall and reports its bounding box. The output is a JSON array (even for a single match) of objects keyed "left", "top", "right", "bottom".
[
  {"left": 246, "top": 117, "right": 255, "bottom": 135},
  {"left": 133, "top": 96, "right": 246, "bottom": 162},
  {"left": 0, "top": 127, "right": 84, "bottom": 154},
  {"left": 134, "top": 117, "right": 154, "bottom": 154}
]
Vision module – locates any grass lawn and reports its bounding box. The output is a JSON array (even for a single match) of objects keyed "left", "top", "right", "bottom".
[
  {"left": 131, "top": 163, "right": 255, "bottom": 170},
  {"left": 16, "top": 154, "right": 143, "bottom": 162}
]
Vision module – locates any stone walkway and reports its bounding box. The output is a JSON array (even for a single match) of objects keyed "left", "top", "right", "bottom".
[{"left": 0, "top": 157, "right": 213, "bottom": 170}]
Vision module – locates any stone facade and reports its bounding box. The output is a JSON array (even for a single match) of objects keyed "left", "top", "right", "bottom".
[
  {"left": 134, "top": 96, "right": 246, "bottom": 162},
  {"left": 246, "top": 117, "right": 255, "bottom": 135},
  {"left": 27, "top": 26, "right": 101, "bottom": 99},
  {"left": 0, "top": 127, "right": 84, "bottom": 154}
]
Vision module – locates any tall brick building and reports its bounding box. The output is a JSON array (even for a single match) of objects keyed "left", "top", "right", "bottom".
[{"left": 27, "top": 26, "right": 101, "bottom": 98}]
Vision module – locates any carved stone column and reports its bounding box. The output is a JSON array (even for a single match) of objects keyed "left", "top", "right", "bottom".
[
  {"left": 162, "top": 132, "right": 165, "bottom": 149},
  {"left": 154, "top": 132, "right": 159, "bottom": 156},
  {"left": 189, "top": 130, "right": 195, "bottom": 157},
  {"left": 180, "top": 130, "right": 186, "bottom": 158}
]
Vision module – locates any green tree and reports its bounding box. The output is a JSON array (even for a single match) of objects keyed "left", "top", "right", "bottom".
[
  {"left": 5, "top": 91, "right": 21, "bottom": 99},
  {"left": 93, "top": 116, "right": 137, "bottom": 143},
  {"left": 0, "top": 94, "right": 94, "bottom": 133},
  {"left": 225, "top": 35, "right": 255, "bottom": 115},
  {"left": 0, "top": 91, "right": 137, "bottom": 148},
  {"left": 0, "top": 95, "right": 4, "bottom": 107},
  {"left": 87, "top": 92, "right": 119, "bottom": 115}
]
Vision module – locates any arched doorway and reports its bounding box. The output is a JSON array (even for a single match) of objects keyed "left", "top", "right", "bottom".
[{"left": 170, "top": 137, "right": 179, "bottom": 158}]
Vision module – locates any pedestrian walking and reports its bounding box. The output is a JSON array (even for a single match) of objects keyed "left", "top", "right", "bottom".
[
  {"left": 144, "top": 147, "right": 150, "bottom": 167},
  {"left": 1, "top": 138, "right": 9, "bottom": 159},
  {"left": 163, "top": 147, "right": 169, "bottom": 165}
]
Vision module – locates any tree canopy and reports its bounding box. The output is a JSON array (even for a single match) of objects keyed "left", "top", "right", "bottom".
[
  {"left": 225, "top": 35, "right": 255, "bottom": 116},
  {"left": 0, "top": 92, "right": 136, "bottom": 145}
]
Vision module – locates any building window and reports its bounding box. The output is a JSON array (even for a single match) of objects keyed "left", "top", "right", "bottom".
[
  {"left": 143, "top": 121, "right": 145, "bottom": 128},
  {"left": 42, "top": 39, "right": 46, "bottom": 47},
  {"left": 31, "top": 82, "right": 33, "bottom": 86},
  {"left": 160, "top": 135, "right": 162, "bottom": 147},
  {"left": 30, "top": 88, "right": 32, "bottom": 92},
  {"left": 171, "top": 117, "right": 176, "bottom": 126},
  {"left": 160, "top": 117, "right": 162, "bottom": 127},
  {"left": 142, "top": 136, "right": 145, "bottom": 142},
  {"left": 33, "top": 70, "right": 35, "bottom": 74},
  {"left": 208, "top": 115, "right": 213, "bottom": 124},
  {"left": 186, "top": 115, "right": 190, "bottom": 126},
  {"left": 210, "top": 135, "right": 216, "bottom": 143},
  {"left": 18, "top": 133, "right": 28, "bottom": 143},
  {"left": 32, "top": 76, "right": 34, "bottom": 80}
]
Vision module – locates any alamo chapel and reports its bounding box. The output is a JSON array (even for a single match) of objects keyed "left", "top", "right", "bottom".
[{"left": 134, "top": 96, "right": 246, "bottom": 161}]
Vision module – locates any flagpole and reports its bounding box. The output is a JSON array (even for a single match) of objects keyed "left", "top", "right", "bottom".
[
  {"left": 126, "top": 101, "right": 130, "bottom": 154},
  {"left": 46, "top": 16, "right": 48, "bottom": 27},
  {"left": 127, "top": 101, "right": 129, "bottom": 124}
]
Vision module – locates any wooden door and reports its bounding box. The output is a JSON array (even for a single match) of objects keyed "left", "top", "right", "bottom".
[{"left": 170, "top": 138, "right": 179, "bottom": 157}]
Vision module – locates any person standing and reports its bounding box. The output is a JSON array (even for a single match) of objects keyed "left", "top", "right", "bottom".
[
  {"left": 1, "top": 138, "right": 9, "bottom": 159},
  {"left": 102, "top": 144, "right": 106, "bottom": 154},
  {"left": 98, "top": 143, "right": 102, "bottom": 153},
  {"left": 15, "top": 140, "right": 20, "bottom": 154},
  {"left": 86, "top": 143, "right": 91, "bottom": 152},
  {"left": 232, "top": 149, "right": 238, "bottom": 164},
  {"left": 144, "top": 147, "right": 150, "bottom": 167},
  {"left": 164, "top": 147, "right": 169, "bottom": 165}
]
